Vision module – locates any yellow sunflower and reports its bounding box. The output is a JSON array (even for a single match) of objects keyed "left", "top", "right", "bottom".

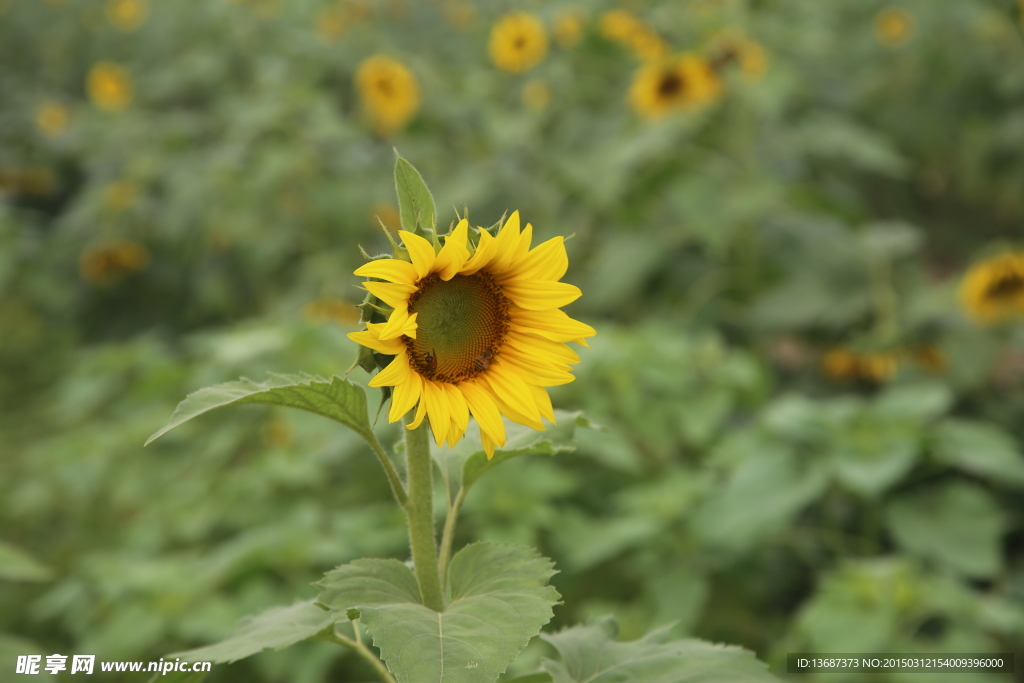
[
  {"left": 489, "top": 13, "right": 548, "bottom": 74},
  {"left": 348, "top": 213, "right": 595, "bottom": 456},
  {"left": 106, "top": 0, "right": 147, "bottom": 31},
  {"left": 79, "top": 239, "right": 151, "bottom": 285},
  {"left": 35, "top": 103, "right": 70, "bottom": 138},
  {"left": 874, "top": 7, "right": 914, "bottom": 47},
  {"left": 355, "top": 56, "right": 420, "bottom": 135},
  {"left": 87, "top": 62, "right": 134, "bottom": 112},
  {"left": 629, "top": 53, "right": 722, "bottom": 118},
  {"left": 708, "top": 30, "right": 768, "bottom": 81},
  {"left": 553, "top": 9, "right": 586, "bottom": 48},
  {"left": 821, "top": 347, "right": 898, "bottom": 384},
  {"left": 598, "top": 9, "right": 666, "bottom": 61},
  {"left": 959, "top": 251, "right": 1024, "bottom": 323}
]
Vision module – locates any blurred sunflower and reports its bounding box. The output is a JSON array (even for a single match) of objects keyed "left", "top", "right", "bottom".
[
  {"left": 822, "top": 347, "right": 898, "bottom": 384},
  {"left": 874, "top": 7, "right": 914, "bottom": 47},
  {"left": 349, "top": 213, "right": 595, "bottom": 456},
  {"left": 489, "top": 13, "right": 548, "bottom": 74},
  {"left": 87, "top": 62, "right": 133, "bottom": 112},
  {"left": 316, "top": 4, "right": 346, "bottom": 43},
  {"left": 553, "top": 9, "right": 586, "bottom": 48},
  {"left": 959, "top": 251, "right": 1024, "bottom": 323},
  {"left": 103, "top": 179, "right": 140, "bottom": 212},
  {"left": 629, "top": 53, "right": 721, "bottom": 118},
  {"left": 106, "top": 0, "right": 147, "bottom": 31},
  {"left": 910, "top": 346, "right": 946, "bottom": 374},
  {"left": 355, "top": 56, "right": 420, "bottom": 135},
  {"left": 80, "top": 240, "right": 150, "bottom": 285},
  {"left": 598, "top": 9, "right": 666, "bottom": 61},
  {"left": 35, "top": 103, "right": 70, "bottom": 138},
  {"left": 708, "top": 30, "right": 768, "bottom": 81}
]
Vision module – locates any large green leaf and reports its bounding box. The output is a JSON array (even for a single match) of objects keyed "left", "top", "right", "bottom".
[
  {"left": 830, "top": 414, "right": 920, "bottom": 498},
  {"left": 0, "top": 539, "right": 52, "bottom": 582},
  {"left": 145, "top": 373, "right": 373, "bottom": 445},
  {"left": 431, "top": 411, "right": 594, "bottom": 502},
  {"left": 886, "top": 481, "right": 1006, "bottom": 579},
  {"left": 541, "top": 617, "right": 778, "bottom": 682},
  {"left": 316, "top": 542, "right": 559, "bottom": 683},
  {"left": 168, "top": 599, "right": 332, "bottom": 664},
  {"left": 932, "top": 419, "right": 1024, "bottom": 487},
  {"left": 394, "top": 152, "right": 437, "bottom": 236}
]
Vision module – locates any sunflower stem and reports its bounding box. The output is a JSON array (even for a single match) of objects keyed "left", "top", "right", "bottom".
[
  {"left": 320, "top": 628, "right": 396, "bottom": 683},
  {"left": 403, "top": 418, "right": 446, "bottom": 612},
  {"left": 438, "top": 486, "right": 467, "bottom": 587},
  {"left": 366, "top": 431, "right": 408, "bottom": 509}
]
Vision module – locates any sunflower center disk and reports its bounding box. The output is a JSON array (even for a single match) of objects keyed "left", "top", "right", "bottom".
[
  {"left": 986, "top": 272, "right": 1024, "bottom": 301},
  {"left": 658, "top": 72, "right": 685, "bottom": 97},
  {"left": 404, "top": 272, "right": 510, "bottom": 383}
]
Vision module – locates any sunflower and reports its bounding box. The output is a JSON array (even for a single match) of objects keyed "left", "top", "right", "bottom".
[
  {"left": 959, "top": 251, "right": 1024, "bottom": 323},
  {"left": 553, "top": 9, "right": 586, "bottom": 48},
  {"left": 106, "top": 0, "right": 147, "bottom": 31},
  {"left": 87, "top": 62, "right": 134, "bottom": 112},
  {"left": 821, "top": 347, "right": 898, "bottom": 384},
  {"left": 36, "top": 103, "right": 70, "bottom": 138},
  {"left": 874, "top": 7, "right": 914, "bottom": 47},
  {"left": 598, "top": 9, "right": 666, "bottom": 61},
  {"left": 708, "top": 30, "right": 768, "bottom": 81},
  {"left": 629, "top": 53, "right": 722, "bottom": 119},
  {"left": 348, "top": 213, "right": 595, "bottom": 456},
  {"left": 79, "top": 240, "right": 151, "bottom": 285},
  {"left": 355, "top": 56, "right": 420, "bottom": 135},
  {"left": 489, "top": 13, "right": 548, "bottom": 74}
]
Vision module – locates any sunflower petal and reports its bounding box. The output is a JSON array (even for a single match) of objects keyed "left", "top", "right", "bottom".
[
  {"left": 434, "top": 219, "right": 471, "bottom": 281},
  {"left": 354, "top": 258, "right": 418, "bottom": 285},
  {"left": 482, "top": 360, "right": 541, "bottom": 424},
  {"left": 498, "top": 236, "right": 568, "bottom": 283},
  {"left": 368, "top": 351, "right": 412, "bottom": 387},
  {"left": 389, "top": 370, "right": 422, "bottom": 423},
  {"left": 513, "top": 308, "right": 597, "bottom": 342},
  {"left": 459, "top": 380, "right": 506, "bottom": 449},
  {"left": 406, "top": 395, "right": 428, "bottom": 429},
  {"left": 347, "top": 329, "right": 405, "bottom": 356},
  {"left": 502, "top": 280, "right": 582, "bottom": 310},
  {"left": 530, "top": 385, "right": 557, "bottom": 424},
  {"left": 399, "top": 230, "right": 437, "bottom": 279},
  {"left": 460, "top": 228, "right": 498, "bottom": 276},
  {"left": 489, "top": 211, "right": 522, "bottom": 273},
  {"left": 444, "top": 383, "right": 470, "bottom": 443},
  {"left": 422, "top": 380, "right": 450, "bottom": 446},
  {"left": 378, "top": 306, "right": 415, "bottom": 340},
  {"left": 364, "top": 281, "right": 416, "bottom": 309}
]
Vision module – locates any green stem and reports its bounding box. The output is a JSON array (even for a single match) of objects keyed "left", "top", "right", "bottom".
[
  {"left": 322, "top": 629, "right": 396, "bottom": 683},
  {"left": 403, "top": 418, "right": 446, "bottom": 612},
  {"left": 438, "top": 486, "right": 467, "bottom": 587},
  {"left": 366, "top": 431, "right": 408, "bottom": 509}
]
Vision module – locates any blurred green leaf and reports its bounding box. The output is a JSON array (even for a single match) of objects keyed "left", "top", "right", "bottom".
[
  {"left": 541, "top": 616, "right": 778, "bottom": 682},
  {"left": 145, "top": 373, "right": 373, "bottom": 446},
  {"left": 168, "top": 600, "right": 331, "bottom": 664},
  {"left": 0, "top": 539, "right": 52, "bottom": 582},
  {"left": 831, "top": 415, "right": 920, "bottom": 498},
  {"left": 394, "top": 152, "right": 437, "bottom": 237},
  {"left": 317, "top": 543, "right": 559, "bottom": 683},
  {"left": 932, "top": 419, "right": 1024, "bottom": 487},
  {"left": 886, "top": 481, "right": 1006, "bottom": 579},
  {"left": 146, "top": 671, "right": 209, "bottom": 683}
]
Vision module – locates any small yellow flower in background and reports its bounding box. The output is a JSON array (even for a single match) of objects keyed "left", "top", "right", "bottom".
[
  {"left": 87, "top": 62, "right": 133, "bottom": 112},
  {"left": 959, "top": 251, "right": 1024, "bottom": 324},
  {"left": 103, "top": 179, "right": 140, "bottom": 212},
  {"left": 371, "top": 201, "right": 401, "bottom": 231},
  {"left": 521, "top": 78, "right": 551, "bottom": 111},
  {"left": 629, "top": 53, "right": 722, "bottom": 119},
  {"left": 598, "top": 9, "right": 666, "bottom": 61},
  {"left": 708, "top": 30, "right": 768, "bottom": 81},
  {"left": 35, "top": 103, "right": 70, "bottom": 138},
  {"left": 874, "top": 7, "right": 915, "bottom": 47},
  {"left": 316, "top": 4, "right": 347, "bottom": 43},
  {"left": 822, "top": 347, "right": 898, "bottom": 384},
  {"left": 356, "top": 56, "right": 420, "bottom": 135},
  {"left": 79, "top": 240, "right": 150, "bottom": 285},
  {"left": 553, "top": 9, "right": 586, "bottom": 48},
  {"left": 489, "top": 13, "right": 548, "bottom": 74},
  {"left": 442, "top": 0, "right": 476, "bottom": 31},
  {"left": 303, "top": 298, "right": 361, "bottom": 326},
  {"left": 349, "top": 212, "right": 596, "bottom": 456},
  {"left": 106, "top": 0, "right": 147, "bottom": 31}
]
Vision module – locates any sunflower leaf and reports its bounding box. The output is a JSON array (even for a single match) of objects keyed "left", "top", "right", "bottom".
[
  {"left": 166, "top": 600, "right": 332, "bottom": 665},
  {"left": 145, "top": 373, "right": 374, "bottom": 446},
  {"left": 316, "top": 542, "right": 559, "bottom": 683},
  {"left": 0, "top": 540, "right": 52, "bottom": 582},
  {"left": 430, "top": 411, "right": 595, "bottom": 499},
  {"left": 541, "top": 617, "right": 779, "bottom": 683},
  {"left": 393, "top": 151, "right": 437, "bottom": 240}
]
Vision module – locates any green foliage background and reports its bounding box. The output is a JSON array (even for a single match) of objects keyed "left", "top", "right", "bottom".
[{"left": 2, "top": 0, "right": 1024, "bottom": 679}]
